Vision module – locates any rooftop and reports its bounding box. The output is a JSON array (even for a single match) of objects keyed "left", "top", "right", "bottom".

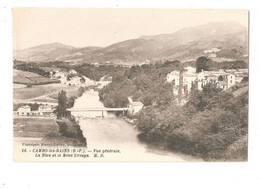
[
  {"left": 130, "top": 101, "right": 143, "bottom": 106},
  {"left": 20, "top": 105, "right": 30, "bottom": 109},
  {"left": 168, "top": 71, "right": 180, "bottom": 75},
  {"left": 183, "top": 72, "right": 197, "bottom": 77}
]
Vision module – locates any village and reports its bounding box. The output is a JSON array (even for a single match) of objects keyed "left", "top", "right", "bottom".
[
  {"left": 16, "top": 68, "right": 145, "bottom": 117},
  {"left": 166, "top": 66, "right": 248, "bottom": 97}
]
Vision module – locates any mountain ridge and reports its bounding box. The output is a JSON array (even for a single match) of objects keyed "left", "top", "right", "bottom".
[{"left": 13, "top": 21, "right": 248, "bottom": 64}]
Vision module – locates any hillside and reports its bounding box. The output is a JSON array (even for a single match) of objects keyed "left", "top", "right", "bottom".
[
  {"left": 14, "top": 43, "right": 75, "bottom": 62},
  {"left": 13, "top": 69, "right": 60, "bottom": 85},
  {"left": 13, "top": 22, "right": 248, "bottom": 65},
  {"left": 14, "top": 43, "right": 101, "bottom": 62}
]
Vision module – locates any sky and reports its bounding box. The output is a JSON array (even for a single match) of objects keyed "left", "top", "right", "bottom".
[{"left": 13, "top": 8, "right": 248, "bottom": 50}]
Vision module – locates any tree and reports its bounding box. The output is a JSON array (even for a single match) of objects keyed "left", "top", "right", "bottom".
[
  {"left": 57, "top": 121, "right": 68, "bottom": 135},
  {"left": 57, "top": 90, "right": 67, "bottom": 119},
  {"left": 218, "top": 75, "right": 224, "bottom": 81},
  {"left": 80, "top": 77, "right": 85, "bottom": 83},
  {"left": 26, "top": 83, "right": 32, "bottom": 88},
  {"left": 196, "top": 56, "right": 211, "bottom": 73},
  {"left": 162, "top": 60, "right": 181, "bottom": 70},
  {"left": 104, "top": 97, "right": 115, "bottom": 107},
  {"left": 30, "top": 102, "right": 39, "bottom": 111},
  {"left": 78, "top": 87, "right": 85, "bottom": 97},
  {"left": 188, "top": 83, "right": 221, "bottom": 111},
  {"left": 67, "top": 96, "right": 76, "bottom": 108}
]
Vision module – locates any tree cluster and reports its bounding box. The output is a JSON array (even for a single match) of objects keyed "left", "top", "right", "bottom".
[
  {"left": 195, "top": 56, "right": 248, "bottom": 73},
  {"left": 14, "top": 62, "right": 51, "bottom": 77},
  {"left": 99, "top": 62, "right": 178, "bottom": 108},
  {"left": 136, "top": 82, "right": 248, "bottom": 161}
]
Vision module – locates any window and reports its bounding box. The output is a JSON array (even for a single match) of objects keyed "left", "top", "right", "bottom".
[{"left": 173, "top": 79, "right": 175, "bottom": 85}]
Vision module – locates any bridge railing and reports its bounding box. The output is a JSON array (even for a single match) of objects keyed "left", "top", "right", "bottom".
[{"left": 67, "top": 108, "right": 129, "bottom": 112}]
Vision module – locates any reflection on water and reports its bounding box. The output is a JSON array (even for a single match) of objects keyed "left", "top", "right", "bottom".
[{"left": 71, "top": 90, "right": 202, "bottom": 161}]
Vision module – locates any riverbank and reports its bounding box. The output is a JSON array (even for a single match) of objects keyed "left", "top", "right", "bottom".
[
  {"left": 43, "top": 117, "right": 87, "bottom": 147},
  {"left": 131, "top": 88, "right": 248, "bottom": 161},
  {"left": 71, "top": 89, "right": 201, "bottom": 161},
  {"left": 13, "top": 116, "right": 87, "bottom": 147},
  {"left": 120, "top": 115, "right": 205, "bottom": 161}
]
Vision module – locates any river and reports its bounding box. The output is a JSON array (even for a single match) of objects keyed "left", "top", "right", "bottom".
[{"left": 71, "top": 90, "right": 201, "bottom": 161}]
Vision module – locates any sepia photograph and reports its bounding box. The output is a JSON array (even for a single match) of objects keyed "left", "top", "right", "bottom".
[{"left": 12, "top": 8, "right": 249, "bottom": 162}]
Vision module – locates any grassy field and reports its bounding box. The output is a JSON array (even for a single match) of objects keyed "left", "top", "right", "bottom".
[
  {"left": 42, "top": 118, "right": 87, "bottom": 147},
  {"left": 13, "top": 69, "right": 60, "bottom": 85},
  {"left": 211, "top": 57, "right": 235, "bottom": 62},
  {"left": 13, "top": 83, "right": 78, "bottom": 101},
  {"left": 13, "top": 117, "right": 57, "bottom": 138},
  {"left": 13, "top": 84, "right": 26, "bottom": 89},
  {"left": 13, "top": 117, "right": 86, "bottom": 147},
  {"left": 31, "top": 96, "right": 58, "bottom": 103}
]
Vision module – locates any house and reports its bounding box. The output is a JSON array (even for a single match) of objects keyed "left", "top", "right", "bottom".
[
  {"left": 224, "top": 69, "right": 237, "bottom": 74},
  {"left": 69, "top": 69, "right": 77, "bottom": 75},
  {"left": 17, "top": 105, "right": 31, "bottom": 116},
  {"left": 224, "top": 73, "right": 235, "bottom": 88},
  {"left": 39, "top": 104, "right": 53, "bottom": 112},
  {"left": 54, "top": 72, "right": 67, "bottom": 84},
  {"left": 204, "top": 48, "right": 221, "bottom": 54},
  {"left": 100, "top": 75, "right": 112, "bottom": 82},
  {"left": 208, "top": 53, "right": 217, "bottom": 58},
  {"left": 17, "top": 104, "right": 54, "bottom": 117},
  {"left": 237, "top": 69, "right": 248, "bottom": 75},
  {"left": 39, "top": 104, "right": 54, "bottom": 116},
  {"left": 166, "top": 71, "right": 181, "bottom": 95},
  {"left": 166, "top": 67, "right": 238, "bottom": 98},
  {"left": 198, "top": 72, "right": 235, "bottom": 90},
  {"left": 166, "top": 71, "right": 180, "bottom": 85},
  {"left": 217, "top": 81, "right": 228, "bottom": 90},
  {"left": 91, "top": 62, "right": 100, "bottom": 67},
  {"left": 183, "top": 72, "right": 197, "bottom": 93},
  {"left": 30, "top": 111, "right": 41, "bottom": 116},
  {"left": 66, "top": 76, "right": 81, "bottom": 86},
  {"left": 214, "top": 73, "right": 235, "bottom": 89},
  {"left": 128, "top": 101, "right": 144, "bottom": 115},
  {"left": 127, "top": 97, "right": 144, "bottom": 115},
  {"left": 184, "top": 66, "right": 196, "bottom": 74}
]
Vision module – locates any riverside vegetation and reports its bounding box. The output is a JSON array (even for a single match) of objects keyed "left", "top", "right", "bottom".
[
  {"left": 98, "top": 58, "right": 248, "bottom": 161},
  {"left": 44, "top": 90, "right": 87, "bottom": 147}
]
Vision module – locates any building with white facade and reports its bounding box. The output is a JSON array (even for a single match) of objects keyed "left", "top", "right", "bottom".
[
  {"left": 128, "top": 101, "right": 144, "bottom": 115},
  {"left": 17, "top": 105, "right": 31, "bottom": 116},
  {"left": 166, "top": 67, "right": 240, "bottom": 96},
  {"left": 184, "top": 66, "right": 196, "bottom": 74},
  {"left": 183, "top": 72, "right": 197, "bottom": 93},
  {"left": 166, "top": 71, "right": 180, "bottom": 85},
  {"left": 204, "top": 48, "right": 221, "bottom": 54},
  {"left": 127, "top": 97, "right": 144, "bottom": 115},
  {"left": 69, "top": 69, "right": 77, "bottom": 75}
]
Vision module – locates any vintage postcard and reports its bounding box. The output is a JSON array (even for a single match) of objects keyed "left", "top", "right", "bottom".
[{"left": 13, "top": 8, "right": 248, "bottom": 161}]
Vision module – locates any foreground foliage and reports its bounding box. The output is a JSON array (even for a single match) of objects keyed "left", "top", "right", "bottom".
[
  {"left": 98, "top": 60, "right": 248, "bottom": 161},
  {"left": 137, "top": 83, "right": 248, "bottom": 161}
]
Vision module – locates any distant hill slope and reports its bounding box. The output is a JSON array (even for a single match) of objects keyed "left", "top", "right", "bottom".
[
  {"left": 13, "top": 22, "right": 248, "bottom": 65},
  {"left": 14, "top": 43, "right": 75, "bottom": 62}
]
